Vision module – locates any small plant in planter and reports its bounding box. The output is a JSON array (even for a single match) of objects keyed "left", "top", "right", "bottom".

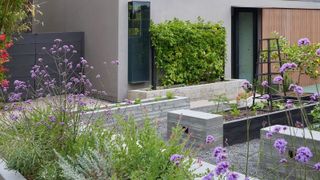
[
  {"left": 229, "top": 103, "right": 240, "bottom": 117},
  {"left": 134, "top": 97, "right": 142, "bottom": 104},
  {"left": 166, "top": 91, "right": 174, "bottom": 99}
]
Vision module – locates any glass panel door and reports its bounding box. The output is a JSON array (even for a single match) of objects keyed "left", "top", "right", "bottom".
[{"left": 238, "top": 12, "right": 254, "bottom": 82}]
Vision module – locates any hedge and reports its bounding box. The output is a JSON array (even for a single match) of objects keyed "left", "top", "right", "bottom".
[{"left": 150, "top": 18, "right": 226, "bottom": 86}]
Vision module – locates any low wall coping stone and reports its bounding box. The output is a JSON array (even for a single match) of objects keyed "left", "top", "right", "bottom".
[
  {"left": 0, "top": 160, "right": 25, "bottom": 180},
  {"left": 261, "top": 125, "right": 320, "bottom": 140},
  {"left": 169, "top": 109, "right": 222, "bottom": 120}
]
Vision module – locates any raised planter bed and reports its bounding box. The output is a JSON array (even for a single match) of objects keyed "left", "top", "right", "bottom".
[
  {"left": 82, "top": 96, "right": 190, "bottom": 124},
  {"left": 223, "top": 103, "right": 316, "bottom": 146},
  {"left": 128, "top": 79, "right": 246, "bottom": 101},
  {"left": 260, "top": 125, "right": 320, "bottom": 179},
  {"left": 167, "top": 109, "right": 223, "bottom": 147}
]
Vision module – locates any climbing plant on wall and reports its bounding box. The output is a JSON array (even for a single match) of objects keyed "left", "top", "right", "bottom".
[{"left": 150, "top": 18, "right": 226, "bottom": 86}]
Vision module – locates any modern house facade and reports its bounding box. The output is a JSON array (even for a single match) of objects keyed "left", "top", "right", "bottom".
[{"left": 33, "top": 0, "right": 320, "bottom": 102}]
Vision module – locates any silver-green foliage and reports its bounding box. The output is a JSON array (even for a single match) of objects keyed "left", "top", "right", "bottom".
[{"left": 56, "top": 142, "right": 113, "bottom": 180}]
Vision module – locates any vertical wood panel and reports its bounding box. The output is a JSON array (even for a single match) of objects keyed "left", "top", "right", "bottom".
[
  {"left": 262, "top": 9, "right": 320, "bottom": 87},
  {"left": 263, "top": 8, "right": 320, "bottom": 44}
]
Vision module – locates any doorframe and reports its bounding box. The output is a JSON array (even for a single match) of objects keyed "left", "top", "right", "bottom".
[{"left": 231, "top": 7, "right": 262, "bottom": 80}]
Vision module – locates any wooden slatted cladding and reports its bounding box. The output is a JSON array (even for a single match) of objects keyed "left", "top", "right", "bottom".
[
  {"left": 262, "top": 8, "right": 320, "bottom": 44},
  {"left": 262, "top": 8, "right": 320, "bottom": 87}
]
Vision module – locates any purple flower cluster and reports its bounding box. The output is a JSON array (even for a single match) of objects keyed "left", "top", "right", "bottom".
[
  {"left": 280, "top": 158, "right": 288, "bottom": 163},
  {"left": 213, "top": 147, "right": 227, "bottom": 163},
  {"left": 49, "top": 39, "right": 76, "bottom": 55},
  {"left": 261, "top": 94, "right": 270, "bottom": 100},
  {"left": 261, "top": 81, "right": 268, "bottom": 88},
  {"left": 295, "top": 147, "right": 313, "bottom": 163},
  {"left": 316, "top": 48, "right": 320, "bottom": 57},
  {"left": 298, "top": 38, "right": 311, "bottom": 46},
  {"left": 13, "top": 80, "right": 27, "bottom": 91},
  {"left": 205, "top": 135, "right": 215, "bottom": 144},
  {"left": 227, "top": 172, "right": 240, "bottom": 180},
  {"left": 279, "top": 63, "right": 297, "bottom": 73},
  {"left": 241, "top": 80, "right": 252, "bottom": 91},
  {"left": 215, "top": 161, "right": 230, "bottom": 176},
  {"left": 202, "top": 172, "right": 214, "bottom": 180},
  {"left": 273, "top": 76, "right": 283, "bottom": 84},
  {"left": 170, "top": 154, "right": 183, "bottom": 166},
  {"left": 285, "top": 99, "right": 294, "bottom": 109},
  {"left": 265, "top": 125, "right": 288, "bottom": 139},
  {"left": 273, "top": 138, "right": 288, "bottom": 154},
  {"left": 310, "top": 93, "right": 320, "bottom": 101},
  {"left": 288, "top": 84, "right": 303, "bottom": 96},
  {"left": 8, "top": 92, "right": 22, "bottom": 102},
  {"left": 313, "top": 162, "right": 320, "bottom": 171}
]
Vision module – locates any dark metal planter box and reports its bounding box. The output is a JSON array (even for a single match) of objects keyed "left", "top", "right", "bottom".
[{"left": 223, "top": 103, "right": 316, "bottom": 146}]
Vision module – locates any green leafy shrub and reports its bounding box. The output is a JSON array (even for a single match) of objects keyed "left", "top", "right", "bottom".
[
  {"left": 58, "top": 117, "right": 196, "bottom": 180},
  {"left": 150, "top": 18, "right": 226, "bottom": 86}
]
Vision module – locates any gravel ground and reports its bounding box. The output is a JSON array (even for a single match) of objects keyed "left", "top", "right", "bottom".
[
  {"left": 158, "top": 120, "right": 277, "bottom": 179},
  {"left": 197, "top": 139, "right": 275, "bottom": 180}
]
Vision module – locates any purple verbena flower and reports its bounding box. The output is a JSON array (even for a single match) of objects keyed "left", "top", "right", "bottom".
[
  {"left": 170, "top": 154, "right": 183, "bottom": 166},
  {"left": 295, "top": 147, "right": 313, "bottom": 164},
  {"left": 285, "top": 99, "right": 294, "bottom": 109},
  {"left": 227, "top": 172, "right": 240, "bottom": 180},
  {"left": 202, "top": 172, "right": 214, "bottom": 180},
  {"left": 310, "top": 93, "right": 320, "bottom": 101},
  {"left": 215, "top": 161, "right": 229, "bottom": 176},
  {"left": 298, "top": 38, "right": 311, "bottom": 46},
  {"left": 49, "top": 116, "right": 56, "bottom": 123},
  {"left": 266, "top": 131, "right": 273, "bottom": 139},
  {"left": 205, "top": 135, "right": 215, "bottom": 144},
  {"left": 212, "top": 147, "right": 228, "bottom": 163},
  {"left": 9, "top": 114, "right": 18, "bottom": 121},
  {"left": 13, "top": 80, "right": 27, "bottom": 91},
  {"left": 279, "top": 63, "right": 297, "bottom": 73},
  {"left": 261, "top": 94, "right": 270, "bottom": 100},
  {"left": 8, "top": 92, "right": 22, "bottom": 102},
  {"left": 241, "top": 80, "right": 252, "bottom": 91},
  {"left": 261, "top": 81, "right": 268, "bottom": 87},
  {"left": 313, "top": 162, "right": 320, "bottom": 171},
  {"left": 280, "top": 158, "right": 288, "bottom": 163},
  {"left": 316, "top": 49, "right": 320, "bottom": 57},
  {"left": 273, "top": 138, "right": 287, "bottom": 154},
  {"left": 273, "top": 76, "right": 283, "bottom": 84},
  {"left": 293, "top": 85, "right": 303, "bottom": 96}
]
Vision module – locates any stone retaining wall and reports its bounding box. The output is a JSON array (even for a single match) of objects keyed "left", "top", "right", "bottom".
[
  {"left": 128, "top": 79, "right": 245, "bottom": 101},
  {"left": 82, "top": 96, "right": 190, "bottom": 124}
]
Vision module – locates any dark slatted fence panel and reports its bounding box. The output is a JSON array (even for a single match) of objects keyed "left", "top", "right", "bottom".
[{"left": 6, "top": 32, "right": 84, "bottom": 93}]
